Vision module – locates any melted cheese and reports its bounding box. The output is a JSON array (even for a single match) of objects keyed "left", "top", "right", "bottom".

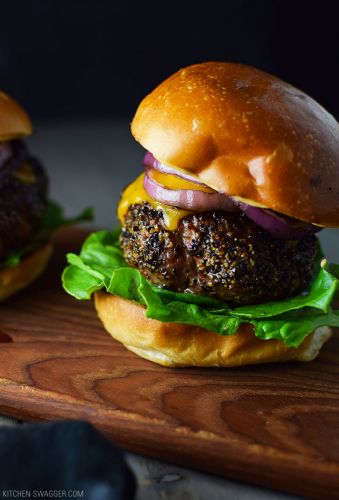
[
  {"left": 231, "top": 195, "right": 269, "bottom": 209},
  {"left": 13, "top": 163, "right": 37, "bottom": 184},
  {"left": 118, "top": 173, "right": 195, "bottom": 230},
  {"left": 149, "top": 169, "right": 214, "bottom": 193}
]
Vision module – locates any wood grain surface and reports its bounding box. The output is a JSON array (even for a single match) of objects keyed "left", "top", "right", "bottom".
[{"left": 0, "top": 228, "right": 338, "bottom": 499}]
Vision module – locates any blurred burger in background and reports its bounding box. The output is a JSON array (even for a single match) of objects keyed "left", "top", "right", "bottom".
[
  {"left": 63, "top": 62, "right": 339, "bottom": 368},
  {"left": 0, "top": 91, "right": 91, "bottom": 301}
]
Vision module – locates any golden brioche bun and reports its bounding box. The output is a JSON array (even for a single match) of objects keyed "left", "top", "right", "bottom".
[
  {"left": 0, "top": 243, "right": 52, "bottom": 302},
  {"left": 0, "top": 91, "right": 33, "bottom": 141},
  {"left": 94, "top": 292, "right": 332, "bottom": 367},
  {"left": 132, "top": 62, "right": 339, "bottom": 227}
]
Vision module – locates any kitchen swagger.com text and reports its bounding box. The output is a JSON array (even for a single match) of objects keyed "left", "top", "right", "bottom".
[{"left": 1, "top": 491, "right": 83, "bottom": 498}]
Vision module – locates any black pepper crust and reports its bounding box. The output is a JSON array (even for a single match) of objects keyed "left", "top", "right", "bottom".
[
  {"left": 0, "top": 140, "right": 48, "bottom": 262},
  {"left": 120, "top": 202, "right": 317, "bottom": 305}
]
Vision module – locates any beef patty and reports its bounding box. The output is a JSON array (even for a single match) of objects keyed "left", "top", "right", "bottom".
[
  {"left": 0, "top": 140, "right": 48, "bottom": 262},
  {"left": 120, "top": 202, "right": 317, "bottom": 305}
]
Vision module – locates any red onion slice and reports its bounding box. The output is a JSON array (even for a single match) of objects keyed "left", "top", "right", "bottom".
[
  {"left": 143, "top": 151, "right": 319, "bottom": 240},
  {"left": 232, "top": 199, "right": 318, "bottom": 239},
  {"left": 0, "top": 142, "right": 12, "bottom": 168},
  {"left": 143, "top": 151, "right": 208, "bottom": 186},
  {"left": 143, "top": 169, "right": 238, "bottom": 212}
]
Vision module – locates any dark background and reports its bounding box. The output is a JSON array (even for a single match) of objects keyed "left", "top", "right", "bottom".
[{"left": 1, "top": 0, "right": 338, "bottom": 120}]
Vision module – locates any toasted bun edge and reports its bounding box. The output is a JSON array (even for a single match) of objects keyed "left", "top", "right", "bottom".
[
  {"left": 0, "top": 91, "right": 33, "bottom": 141},
  {"left": 94, "top": 291, "right": 332, "bottom": 367},
  {"left": 0, "top": 243, "right": 52, "bottom": 302}
]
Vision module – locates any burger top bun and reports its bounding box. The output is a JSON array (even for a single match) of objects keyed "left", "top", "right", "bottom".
[
  {"left": 0, "top": 91, "right": 33, "bottom": 141},
  {"left": 132, "top": 62, "right": 339, "bottom": 227}
]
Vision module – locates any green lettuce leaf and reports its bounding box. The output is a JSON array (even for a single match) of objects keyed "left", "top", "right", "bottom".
[
  {"left": 4, "top": 201, "right": 93, "bottom": 268},
  {"left": 233, "top": 260, "right": 339, "bottom": 318},
  {"left": 62, "top": 229, "right": 339, "bottom": 348}
]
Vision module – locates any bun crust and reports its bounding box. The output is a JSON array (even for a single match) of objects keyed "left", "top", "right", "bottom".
[
  {"left": 0, "top": 91, "right": 33, "bottom": 140},
  {"left": 132, "top": 62, "right": 339, "bottom": 227},
  {"left": 94, "top": 292, "right": 332, "bottom": 367},
  {"left": 0, "top": 243, "right": 52, "bottom": 302}
]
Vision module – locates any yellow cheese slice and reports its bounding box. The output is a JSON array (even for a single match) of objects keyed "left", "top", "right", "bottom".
[{"left": 118, "top": 173, "right": 193, "bottom": 230}]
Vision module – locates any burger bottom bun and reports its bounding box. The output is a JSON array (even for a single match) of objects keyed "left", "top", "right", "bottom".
[
  {"left": 94, "top": 292, "right": 332, "bottom": 367},
  {"left": 0, "top": 243, "right": 53, "bottom": 302}
]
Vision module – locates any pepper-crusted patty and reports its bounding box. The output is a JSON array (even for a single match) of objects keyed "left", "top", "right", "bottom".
[
  {"left": 0, "top": 140, "right": 48, "bottom": 262},
  {"left": 120, "top": 202, "right": 317, "bottom": 305}
]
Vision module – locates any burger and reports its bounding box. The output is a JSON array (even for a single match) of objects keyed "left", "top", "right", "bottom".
[
  {"left": 63, "top": 62, "right": 339, "bottom": 367},
  {"left": 0, "top": 91, "right": 91, "bottom": 301}
]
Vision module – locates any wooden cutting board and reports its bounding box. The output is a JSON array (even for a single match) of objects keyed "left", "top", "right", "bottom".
[{"left": 0, "top": 228, "right": 338, "bottom": 499}]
